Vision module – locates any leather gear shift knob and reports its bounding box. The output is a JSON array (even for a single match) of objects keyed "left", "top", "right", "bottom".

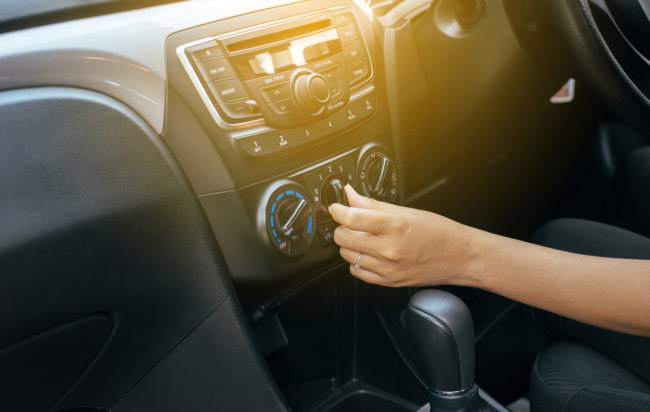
[{"left": 405, "top": 289, "right": 475, "bottom": 392}]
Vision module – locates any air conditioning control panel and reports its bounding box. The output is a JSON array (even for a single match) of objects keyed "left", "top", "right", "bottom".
[{"left": 256, "top": 144, "right": 398, "bottom": 258}]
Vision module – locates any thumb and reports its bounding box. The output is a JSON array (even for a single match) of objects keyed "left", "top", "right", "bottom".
[{"left": 345, "top": 184, "right": 394, "bottom": 212}]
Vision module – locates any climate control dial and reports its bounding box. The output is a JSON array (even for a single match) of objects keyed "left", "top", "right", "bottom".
[
  {"left": 322, "top": 177, "right": 349, "bottom": 207},
  {"left": 358, "top": 146, "right": 399, "bottom": 203},
  {"left": 263, "top": 181, "right": 315, "bottom": 256}
]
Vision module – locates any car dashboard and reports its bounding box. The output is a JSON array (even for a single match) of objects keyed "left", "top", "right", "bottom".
[{"left": 0, "top": 0, "right": 603, "bottom": 410}]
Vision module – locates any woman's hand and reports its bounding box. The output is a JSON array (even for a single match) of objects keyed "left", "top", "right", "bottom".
[
  {"left": 329, "top": 184, "right": 481, "bottom": 287},
  {"left": 331, "top": 185, "right": 650, "bottom": 337}
]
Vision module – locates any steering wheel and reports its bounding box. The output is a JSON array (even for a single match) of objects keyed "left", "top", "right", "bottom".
[{"left": 544, "top": 0, "right": 650, "bottom": 135}]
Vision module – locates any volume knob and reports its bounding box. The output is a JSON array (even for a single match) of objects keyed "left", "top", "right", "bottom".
[{"left": 291, "top": 69, "right": 331, "bottom": 115}]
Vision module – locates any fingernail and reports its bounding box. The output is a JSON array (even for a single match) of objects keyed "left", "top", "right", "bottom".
[{"left": 328, "top": 204, "right": 334, "bottom": 214}]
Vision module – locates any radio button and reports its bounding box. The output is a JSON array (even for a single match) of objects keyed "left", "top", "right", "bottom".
[
  {"left": 344, "top": 105, "right": 360, "bottom": 123},
  {"left": 207, "top": 79, "right": 249, "bottom": 102},
  {"left": 196, "top": 58, "right": 236, "bottom": 82},
  {"left": 221, "top": 99, "right": 260, "bottom": 120},
  {"left": 332, "top": 11, "right": 355, "bottom": 26},
  {"left": 313, "top": 112, "right": 346, "bottom": 139},
  {"left": 189, "top": 41, "right": 223, "bottom": 61},
  {"left": 329, "top": 81, "right": 344, "bottom": 100},
  {"left": 296, "top": 126, "right": 316, "bottom": 140},
  {"left": 358, "top": 92, "right": 377, "bottom": 118},
  {"left": 269, "top": 99, "right": 297, "bottom": 116},
  {"left": 272, "top": 132, "right": 294, "bottom": 150},
  {"left": 236, "top": 134, "right": 272, "bottom": 157},
  {"left": 320, "top": 66, "right": 341, "bottom": 82},
  {"left": 337, "top": 22, "right": 359, "bottom": 45},
  {"left": 261, "top": 82, "right": 291, "bottom": 102},
  {"left": 343, "top": 41, "right": 364, "bottom": 66},
  {"left": 347, "top": 59, "right": 370, "bottom": 86},
  {"left": 322, "top": 116, "right": 340, "bottom": 133}
]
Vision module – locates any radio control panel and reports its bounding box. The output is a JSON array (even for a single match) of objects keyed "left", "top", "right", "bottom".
[{"left": 177, "top": 7, "right": 376, "bottom": 157}]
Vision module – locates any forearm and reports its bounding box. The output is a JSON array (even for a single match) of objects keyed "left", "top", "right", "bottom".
[
  {"left": 330, "top": 185, "right": 650, "bottom": 337},
  {"left": 460, "top": 228, "right": 650, "bottom": 337}
]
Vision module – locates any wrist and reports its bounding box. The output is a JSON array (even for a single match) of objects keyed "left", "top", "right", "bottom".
[{"left": 454, "top": 225, "right": 498, "bottom": 290}]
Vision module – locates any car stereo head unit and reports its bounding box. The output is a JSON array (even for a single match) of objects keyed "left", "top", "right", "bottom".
[{"left": 177, "top": 7, "right": 376, "bottom": 157}]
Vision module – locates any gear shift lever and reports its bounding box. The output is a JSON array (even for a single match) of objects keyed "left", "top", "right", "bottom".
[{"left": 405, "top": 289, "right": 483, "bottom": 411}]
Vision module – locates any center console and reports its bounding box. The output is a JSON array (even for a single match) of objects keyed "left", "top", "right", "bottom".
[{"left": 166, "top": 0, "right": 401, "bottom": 282}]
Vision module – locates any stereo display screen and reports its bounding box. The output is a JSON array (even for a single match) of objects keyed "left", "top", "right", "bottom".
[{"left": 232, "top": 29, "right": 341, "bottom": 78}]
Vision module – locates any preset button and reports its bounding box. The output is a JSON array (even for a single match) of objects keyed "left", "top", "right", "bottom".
[{"left": 236, "top": 134, "right": 272, "bottom": 157}]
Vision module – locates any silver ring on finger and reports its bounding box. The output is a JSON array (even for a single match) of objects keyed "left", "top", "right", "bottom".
[{"left": 354, "top": 253, "right": 363, "bottom": 271}]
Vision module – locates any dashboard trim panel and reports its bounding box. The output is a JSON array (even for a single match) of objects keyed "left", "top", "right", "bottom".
[{"left": 0, "top": 0, "right": 302, "bottom": 134}]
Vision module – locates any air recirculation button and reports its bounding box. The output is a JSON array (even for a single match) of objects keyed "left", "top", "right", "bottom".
[{"left": 263, "top": 182, "right": 315, "bottom": 256}]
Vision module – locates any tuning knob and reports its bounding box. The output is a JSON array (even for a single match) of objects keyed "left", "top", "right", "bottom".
[{"left": 291, "top": 69, "right": 331, "bottom": 115}]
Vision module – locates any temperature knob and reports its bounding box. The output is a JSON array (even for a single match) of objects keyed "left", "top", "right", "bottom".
[
  {"left": 263, "top": 182, "right": 315, "bottom": 256},
  {"left": 358, "top": 146, "right": 399, "bottom": 203}
]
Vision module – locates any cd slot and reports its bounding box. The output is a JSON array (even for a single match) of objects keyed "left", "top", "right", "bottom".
[{"left": 224, "top": 17, "right": 333, "bottom": 53}]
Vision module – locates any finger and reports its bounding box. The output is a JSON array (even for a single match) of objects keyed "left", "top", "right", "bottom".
[
  {"left": 344, "top": 184, "right": 399, "bottom": 212},
  {"left": 348, "top": 264, "right": 386, "bottom": 286},
  {"left": 339, "top": 247, "right": 391, "bottom": 276},
  {"left": 333, "top": 226, "right": 385, "bottom": 256},
  {"left": 328, "top": 203, "right": 391, "bottom": 234}
]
